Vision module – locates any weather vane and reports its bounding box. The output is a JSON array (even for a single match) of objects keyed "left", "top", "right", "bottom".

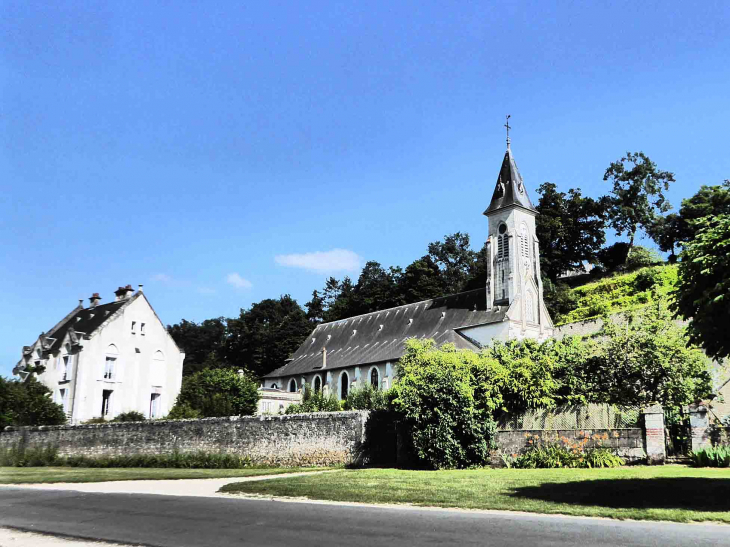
[{"left": 504, "top": 114, "right": 511, "bottom": 148}]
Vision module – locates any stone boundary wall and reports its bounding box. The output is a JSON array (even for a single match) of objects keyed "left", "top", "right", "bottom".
[
  {"left": 0, "top": 411, "right": 369, "bottom": 467},
  {"left": 494, "top": 428, "right": 646, "bottom": 465}
]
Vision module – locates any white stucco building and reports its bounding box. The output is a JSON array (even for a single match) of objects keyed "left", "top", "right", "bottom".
[
  {"left": 13, "top": 285, "right": 185, "bottom": 423},
  {"left": 264, "top": 139, "right": 554, "bottom": 399}
]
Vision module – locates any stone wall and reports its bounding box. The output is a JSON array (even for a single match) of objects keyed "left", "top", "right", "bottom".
[
  {"left": 494, "top": 428, "right": 646, "bottom": 465},
  {"left": 0, "top": 411, "right": 369, "bottom": 467}
]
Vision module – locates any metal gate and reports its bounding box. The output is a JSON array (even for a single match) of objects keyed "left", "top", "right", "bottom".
[{"left": 664, "top": 406, "right": 690, "bottom": 457}]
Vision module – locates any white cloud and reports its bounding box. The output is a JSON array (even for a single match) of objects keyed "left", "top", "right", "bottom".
[
  {"left": 226, "top": 273, "right": 253, "bottom": 289},
  {"left": 274, "top": 248, "right": 362, "bottom": 273},
  {"left": 152, "top": 273, "right": 172, "bottom": 283}
]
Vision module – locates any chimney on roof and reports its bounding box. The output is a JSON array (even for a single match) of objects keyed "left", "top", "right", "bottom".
[
  {"left": 89, "top": 293, "right": 101, "bottom": 308},
  {"left": 137, "top": 284, "right": 144, "bottom": 293},
  {"left": 114, "top": 285, "right": 135, "bottom": 301},
  {"left": 321, "top": 347, "right": 327, "bottom": 369}
]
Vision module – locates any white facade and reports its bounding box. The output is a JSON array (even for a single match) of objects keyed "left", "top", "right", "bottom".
[{"left": 14, "top": 286, "right": 185, "bottom": 423}]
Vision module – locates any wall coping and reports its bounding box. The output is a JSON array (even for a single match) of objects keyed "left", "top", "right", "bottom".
[
  {"left": 2, "top": 411, "right": 371, "bottom": 434},
  {"left": 496, "top": 427, "right": 642, "bottom": 433}
]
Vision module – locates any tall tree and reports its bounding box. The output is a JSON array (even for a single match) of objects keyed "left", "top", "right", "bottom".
[
  {"left": 535, "top": 182, "right": 607, "bottom": 281},
  {"left": 676, "top": 180, "right": 730, "bottom": 243},
  {"left": 645, "top": 212, "right": 683, "bottom": 262},
  {"left": 604, "top": 152, "right": 675, "bottom": 261},
  {"left": 427, "top": 232, "right": 476, "bottom": 294},
  {"left": 351, "top": 261, "right": 404, "bottom": 315},
  {"left": 673, "top": 215, "right": 730, "bottom": 361},
  {"left": 223, "top": 295, "right": 312, "bottom": 378},
  {"left": 167, "top": 318, "right": 227, "bottom": 376},
  {"left": 305, "top": 290, "right": 325, "bottom": 324},
  {"left": 0, "top": 377, "right": 67, "bottom": 428},
  {"left": 399, "top": 255, "right": 448, "bottom": 303}
]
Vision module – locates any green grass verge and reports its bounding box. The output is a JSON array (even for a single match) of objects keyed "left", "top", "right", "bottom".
[
  {"left": 0, "top": 466, "right": 328, "bottom": 485},
  {"left": 221, "top": 466, "right": 730, "bottom": 523}
]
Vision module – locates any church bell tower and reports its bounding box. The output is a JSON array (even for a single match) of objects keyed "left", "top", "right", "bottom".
[{"left": 484, "top": 117, "right": 553, "bottom": 338}]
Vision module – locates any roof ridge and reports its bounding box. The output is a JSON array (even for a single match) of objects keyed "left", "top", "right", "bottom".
[{"left": 315, "top": 287, "right": 487, "bottom": 328}]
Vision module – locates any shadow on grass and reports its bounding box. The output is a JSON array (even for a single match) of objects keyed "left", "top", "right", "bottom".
[{"left": 510, "top": 478, "right": 730, "bottom": 512}]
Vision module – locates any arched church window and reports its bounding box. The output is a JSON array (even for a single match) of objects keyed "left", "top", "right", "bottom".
[
  {"left": 313, "top": 375, "right": 321, "bottom": 393},
  {"left": 340, "top": 371, "right": 349, "bottom": 399},
  {"left": 370, "top": 367, "right": 379, "bottom": 389},
  {"left": 288, "top": 378, "right": 297, "bottom": 393}
]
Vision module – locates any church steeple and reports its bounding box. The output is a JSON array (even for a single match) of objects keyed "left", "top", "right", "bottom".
[{"left": 483, "top": 146, "right": 537, "bottom": 215}]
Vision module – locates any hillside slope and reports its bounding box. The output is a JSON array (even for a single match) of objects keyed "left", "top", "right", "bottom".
[{"left": 556, "top": 265, "right": 678, "bottom": 326}]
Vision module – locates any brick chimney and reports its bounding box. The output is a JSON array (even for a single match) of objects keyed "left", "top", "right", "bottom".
[
  {"left": 89, "top": 293, "right": 101, "bottom": 308},
  {"left": 114, "top": 285, "right": 135, "bottom": 301}
]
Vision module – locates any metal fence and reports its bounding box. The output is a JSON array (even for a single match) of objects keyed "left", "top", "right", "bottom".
[{"left": 496, "top": 404, "right": 641, "bottom": 431}]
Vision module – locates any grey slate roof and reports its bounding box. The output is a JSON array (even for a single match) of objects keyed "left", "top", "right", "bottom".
[
  {"left": 265, "top": 288, "right": 508, "bottom": 378},
  {"left": 42, "top": 300, "right": 130, "bottom": 354},
  {"left": 484, "top": 147, "right": 537, "bottom": 214}
]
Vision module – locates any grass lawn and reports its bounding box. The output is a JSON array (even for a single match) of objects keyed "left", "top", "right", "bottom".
[
  {"left": 221, "top": 465, "right": 730, "bottom": 523},
  {"left": 0, "top": 466, "right": 328, "bottom": 485}
]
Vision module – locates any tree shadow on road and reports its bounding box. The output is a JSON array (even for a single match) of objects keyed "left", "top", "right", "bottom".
[{"left": 509, "top": 478, "right": 730, "bottom": 512}]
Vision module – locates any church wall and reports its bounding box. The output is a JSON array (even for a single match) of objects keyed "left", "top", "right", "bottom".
[{"left": 0, "top": 411, "right": 369, "bottom": 467}]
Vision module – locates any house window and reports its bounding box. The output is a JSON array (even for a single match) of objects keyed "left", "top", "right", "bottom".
[
  {"left": 370, "top": 368, "right": 379, "bottom": 389},
  {"left": 313, "top": 376, "right": 322, "bottom": 393},
  {"left": 131, "top": 321, "right": 136, "bottom": 334},
  {"left": 141, "top": 323, "right": 146, "bottom": 335},
  {"left": 149, "top": 393, "right": 161, "bottom": 419},
  {"left": 104, "top": 357, "right": 116, "bottom": 380},
  {"left": 271, "top": 383, "right": 278, "bottom": 390},
  {"left": 340, "top": 371, "right": 349, "bottom": 400},
  {"left": 101, "top": 389, "right": 113, "bottom": 417},
  {"left": 288, "top": 378, "right": 297, "bottom": 393},
  {"left": 61, "top": 354, "right": 73, "bottom": 382},
  {"left": 58, "top": 388, "right": 68, "bottom": 414}
]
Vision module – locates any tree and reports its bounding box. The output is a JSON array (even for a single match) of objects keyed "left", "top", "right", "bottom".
[
  {"left": 645, "top": 212, "right": 683, "bottom": 261},
  {"left": 535, "top": 183, "right": 607, "bottom": 281},
  {"left": 169, "top": 368, "right": 259, "bottom": 418},
  {"left": 676, "top": 181, "right": 730, "bottom": 243},
  {"left": 322, "top": 276, "right": 356, "bottom": 322},
  {"left": 399, "top": 255, "right": 447, "bottom": 303},
  {"left": 223, "top": 295, "right": 312, "bottom": 377},
  {"left": 351, "top": 261, "right": 403, "bottom": 316},
  {"left": 585, "top": 299, "right": 713, "bottom": 407},
  {"left": 673, "top": 215, "right": 730, "bottom": 360},
  {"left": 604, "top": 152, "right": 675, "bottom": 261},
  {"left": 427, "top": 232, "right": 476, "bottom": 295},
  {"left": 305, "top": 290, "right": 325, "bottom": 324},
  {"left": 0, "top": 377, "right": 67, "bottom": 429},
  {"left": 167, "top": 318, "right": 227, "bottom": 376}
]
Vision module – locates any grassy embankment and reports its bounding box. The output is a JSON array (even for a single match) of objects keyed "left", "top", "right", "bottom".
[
  {"left": 557, "top": 264, "right": 678, "bottom": 325},
  {"left": 221, "top": 466, "right": 730, "bottom": 523},
  {"left": 0, "top": 466, "right": 329, "bottom": 485}
]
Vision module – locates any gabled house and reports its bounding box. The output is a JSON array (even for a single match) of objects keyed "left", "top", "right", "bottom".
[
  {"left": 264, "top": 140, "right": 554, "bottom": 398},
  {"left": 13, "top": 285, "right": 185, "bottom": 423}
]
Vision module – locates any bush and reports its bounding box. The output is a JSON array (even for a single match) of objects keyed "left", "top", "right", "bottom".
[
  {"left": 170, "top": 368, "right": 259, "bottom": 418},
  {"left": 690, "top": 446, "right": 730, "bottom": 468},
  {"left": 343, "top": 384, "right": 392, "bottom": 411},
  {"left": 82, "top": 417, "right": 107, "bottom": 424},
  {"left": 596, "top": 242, "right": 631, "bottom": 271},
  {"left": 633, "top": 267, "right": 663, "bottom": 292},
  {"left": 112, "top": 411, "right": 146, "bottom": 423},
  {"left": 0, "top": 440, "right": 59, "bottom": 467},
  {"left": 166, "top": 403, "right": 202, "bottom": 420},
  {"left": 62, "top": 451, "right": 253, "bottom": 469},
  {"left": 391, "top": 340, "right": 500, "bottom": 469},
  {"left": 285, "top": 386, "right": 341, "bottom": 414},
  {"left": 0, "top": 377, "right": 66, "bottom": 429},
  {"left": 509, "top": 442, "right": 624, "bottom": 469},
  {"left": 625, "top": 246, "right": 662, "bottom": 270}
]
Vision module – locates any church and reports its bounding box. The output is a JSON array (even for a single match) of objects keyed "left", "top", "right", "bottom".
[{"left": 263, "top": 137, "right": 554, "bottom": 399}]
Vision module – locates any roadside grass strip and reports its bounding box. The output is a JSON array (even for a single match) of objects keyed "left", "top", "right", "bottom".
[
  {"left": 0, "top": 466, "right": 331, "bottom": 484},
  {"left": 220, "top": 466, "right": 730, "bottom": 523}
]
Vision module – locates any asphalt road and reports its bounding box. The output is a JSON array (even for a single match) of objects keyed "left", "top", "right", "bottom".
[{"left": 0, "top": 488, "right": 727, "bottom": 547}]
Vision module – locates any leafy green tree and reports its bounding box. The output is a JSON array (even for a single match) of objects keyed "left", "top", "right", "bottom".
[
  {"left": 224, "top": 295, "right": 312, "bottom": 377},
  {"left": 399, "top": 255, "right": 447, "bottom": 303},
  {"left": 350, "top": 261, "right": 404, "bottom": 316},
  {"left": 604, "top": 152, "right": 675, "bottom": 261},
  {"left": 305, "top": 290, "right": 325, "bottom": 324},
  {"left": 427, "top": 232, "right": 476, "bottom": 295},
  {"left": 645, "top": 212, "right": 683, "bottom": 261},
  {"left": 676, "top": 181, "right": 730, "bottom": 243},
  {"left": 673, "top": 215, "right": 730, "bottom": 360},
  {"left": 535, "top": 182, "right": 607, "bottom": 281},
  {"left": 587, "top": 300, "right": 713, "bottom": 407},
  {"left": 167, "top": 318, "right": 227, "bottom": 376},
  {"left": 285, "top": 385, "right": 341, "bottom": 414},
  {"left": 169, "top": 368, "right": 259, "bottom": 418},
  {"left": 0, "top": 377, "right": 67, "bottom": 428},
  {"left": 322, "top": 277, "right": 357, "bottom": 322},
  {"left": 541, "top": 277, "right": 578, "bottom": 322},
  {"left": 392, "top": 340, "right": 501, "bottom": 469}
]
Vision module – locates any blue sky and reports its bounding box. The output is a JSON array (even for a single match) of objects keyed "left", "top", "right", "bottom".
[{"left": 2, "top": 1, "right": 729, "bottom": 376}]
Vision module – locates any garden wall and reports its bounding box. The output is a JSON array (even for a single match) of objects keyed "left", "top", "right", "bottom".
[
  {"left": 0, "top": 411, "right": 369, "bottom": 467},
  {"left": 493, "top": 428, "right": 646, "bottom": 465}
]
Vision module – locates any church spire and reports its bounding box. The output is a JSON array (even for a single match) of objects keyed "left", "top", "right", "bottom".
[{"left": 483, "top": 118, "right": 536, "bottom": 215}]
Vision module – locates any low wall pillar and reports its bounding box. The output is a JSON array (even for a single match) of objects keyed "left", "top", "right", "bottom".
[
  {"left": 687, "top": 403, "right": 711, "bottom": 452},
  {"left": 641, "top": 404, "right": 665, "bottom": 464}
]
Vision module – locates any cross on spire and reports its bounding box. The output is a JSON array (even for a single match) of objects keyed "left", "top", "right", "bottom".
[{"left": 504, "top": 114, "right": 511, "bottom": 148}]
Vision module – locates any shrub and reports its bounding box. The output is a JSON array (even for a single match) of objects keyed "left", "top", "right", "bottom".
[
  {"left": 82, "top": 417, "right": 107, "bottom": 424},
  {"left": 62, "top": 451, "right": 254, "bottom": 469},
  {"left": 343, "top": 384, "right": 392, "bottom": 411},
  {"left": 0, "top": 440, "right": 60, "bottom": 467},
  {"left": 633, "top": 267, "right": 663, "bottom": 292},
  {"left": 166, "top": 403, "right": 202, "bottom": 420},
  {"left": 285, "top": 386, "right": 342, "bottom": 414},
  {"left": 170, "top": 368, "right": 259, "bottom": 418},
  {"left": 392, "top": 340, "right": 501, "bottom": 469},
  {"left": 625, "top": 246, "right": 662, "bottom": 270},
  {"left": 690, "top": 446, "right": 730, "bottom": 468},
  {"left": 511, "top": 442, "right": 624, "bottom": 469},
  {"left": 112, "top": 411, "right": 146, "bottom": 423},
  {"left": 0, "top": 377, "right": 66, "bottom": 429}
]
